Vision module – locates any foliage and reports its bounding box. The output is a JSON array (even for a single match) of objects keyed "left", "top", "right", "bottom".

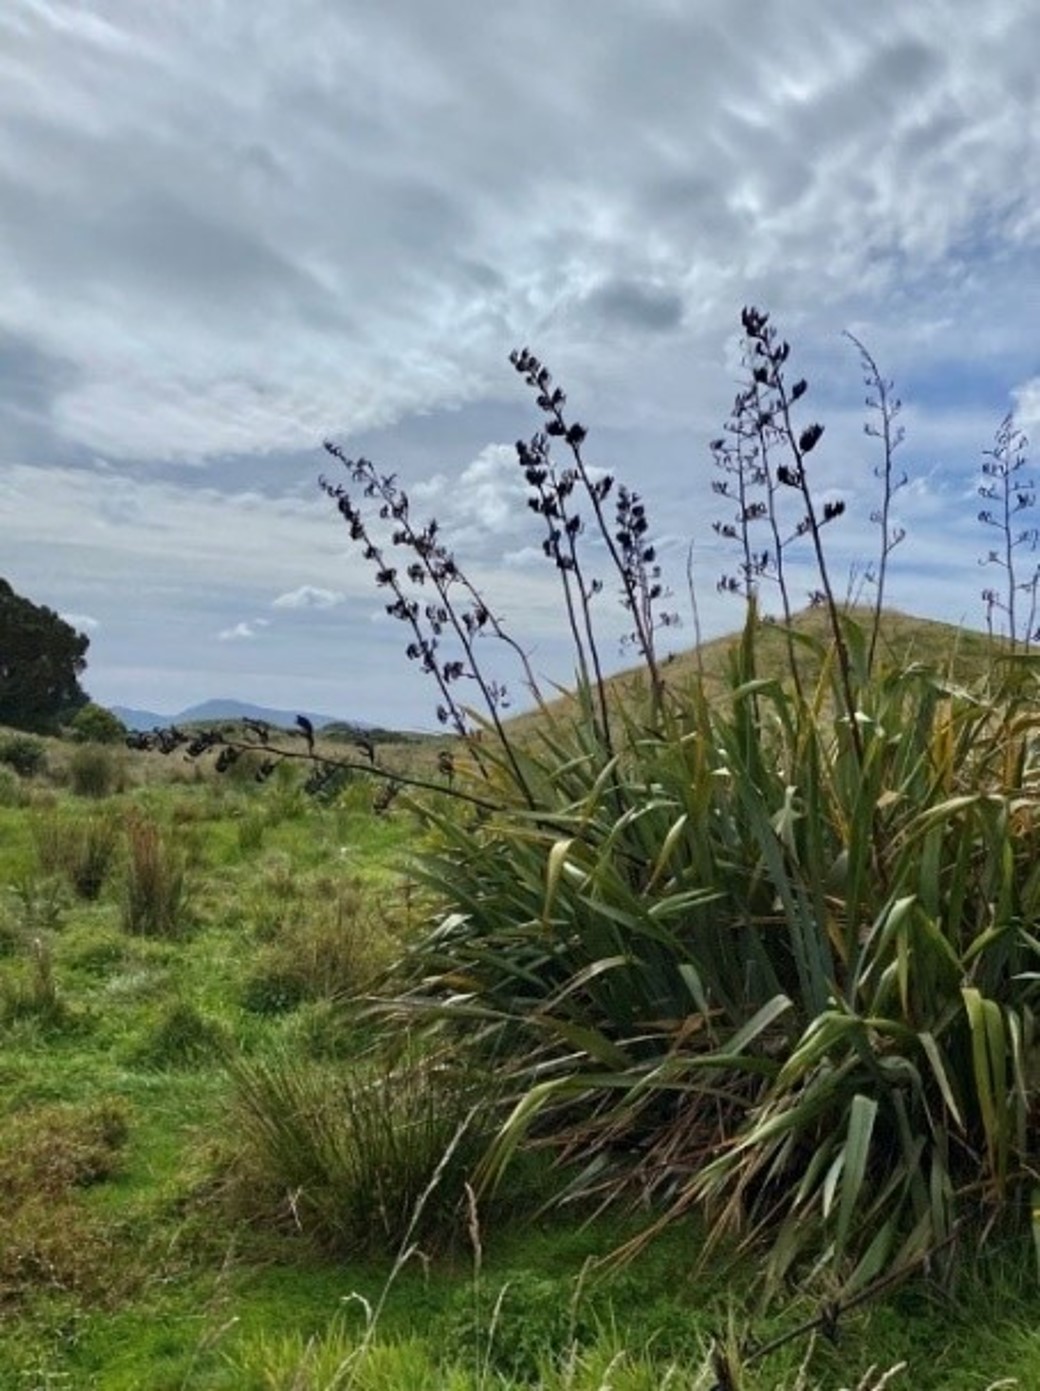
[
  {"left": 226, "top": 1051, "right": 491, "bottom": 1257},
  {"left": 0, "top": 577, "right": 89, "bottom": 732},
  {"left": 68, "top": 702, "right": 127, "bottom": 746},
  {"left": 33, "top": 810, "right": 121, "bottom": 899},
  {"left": 129, "top": 309, "right": 1040, "bottom": 1298},
  {"left": 67, "top": 741, "right": 125, "bottom": 798},
  {"left": 131, "top": 999, "right": 227, "bottom": 1069},
  {"left": 121, "top": 814, "right": 189, "bottom": 937},
  {"left": 311, "top": 311, "right": 1038, "bottom": 1295},
  {"left": 0, "top": 732, "right": 47, "bottom": 777},
  {"left": 0, "top": 936, "right": 70, "bottom": 1029},
  {"left": 0, "top": 773, "right": 1035, "bottom": 1385},
  {"left": 242, "top": 875, "right": 395, "bottom": 1014},
  {"left": 0, "top": 766, "right": 25, "bottom": 808}
]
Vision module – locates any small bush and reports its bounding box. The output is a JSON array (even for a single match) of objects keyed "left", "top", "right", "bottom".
[
  {"left": 0, "top": 734, "right": 47, "bottom": 778},
  {"left": 68, "top": 702, "right": 127, "bottom": 745},
  {"left": 240, "top": 967, "right": 309, "bottom": 1016},
  {"left": 289, "top": 999, "right": 367, "bottom": 1061},
  {"left": 227, "top": 1052, "right": 490, "bottom": 1256},
  {"left": 0, "top": 1099, "right": 128, "bottom": 1199},
  {"left": 68, "top": 742, "right": 124, "bottom": 798},
  {"left": 122, "top": 815, "right": 189, "bottom": 938}
]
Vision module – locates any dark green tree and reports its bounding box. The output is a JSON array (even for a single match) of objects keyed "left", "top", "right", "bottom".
[
  {"left": 0, "top": 578, "right": 90, "bottom": 732},
  {"left": 69, "top": 702, "right": 126, "bottom": 745}
]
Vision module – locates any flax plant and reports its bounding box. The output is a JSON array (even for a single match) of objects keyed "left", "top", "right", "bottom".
[{"left": 151, "top": 308, "right": 1039, "bottom": 1293}]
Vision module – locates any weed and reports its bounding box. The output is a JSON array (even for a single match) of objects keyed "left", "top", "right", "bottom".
[{"left": 5, "top": 871, "right": 66, "bottom": 933}]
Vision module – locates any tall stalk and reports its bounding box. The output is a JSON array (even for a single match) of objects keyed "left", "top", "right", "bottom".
[
  {"left": 511, "top": 350, "right": 671, "bottom": 714},
  {"left": 739, "top": 307, "right": 861, "bottom": 761},
  {"left": 978, "top": 414, "right": 1037, "bottom": 652},
  {"left": 844, "top": 332, "right": 906, "bottom": 674}
]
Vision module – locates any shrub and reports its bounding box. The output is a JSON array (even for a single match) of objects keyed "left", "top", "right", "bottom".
[
  {"left": 156, "top": 310, "right": 1040, "bottom": 1291},
  {"left": 68, "top": 742, "right": 124, "bottom": 798},
  {"left": 0, "top": 733, "right": 46, "bottom": 777},
  {"left": 240, "top": 967, "right": 309, "bottom": 1017},
  {"left": 68, "top": 702, "right": 127, "bottom": 745},
  {"left": 0, "top": 1100, "right": 128, "bottom": 1198},
  {"left": 122, "top": 815, "right": 189, "bottom": 938}
]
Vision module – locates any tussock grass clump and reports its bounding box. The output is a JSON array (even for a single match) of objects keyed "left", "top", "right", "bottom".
[
  {"left": 122, "top": 813, "right": 189, "bottom": 937},
  {"left": 226, "top": 1052, "right": 489, "bottom": 1257},
  {"left": 131, "top": 999, "right": 227, "bottom": 1070},
  {"left": 0, "top": 1099, "right": 128, "bottom": 1199},
  {"left": 67, "top": 742, "right": 125, "bottom": 798},
  {"left": 33, "top": 809, "right": 121, "bottom": 900}
]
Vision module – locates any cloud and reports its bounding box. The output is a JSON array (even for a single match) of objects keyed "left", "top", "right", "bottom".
[
  {"left": 576, "top": 279, "right": 684, "bottom": 334},
  {"left": 217, "top": 618, "right": 270, "bottom": 642},
  {"left": 2, "top": 1, "right": 1039, "bottom": 462},
  {"left": 4, "top": 1, "right": 1040, "bottom": 722},
  {"left": 61, "top": 611, "right": 99, "bottom": 631},
  {"left": 272, "top": 584, "right": 345, "bottom": 610}
]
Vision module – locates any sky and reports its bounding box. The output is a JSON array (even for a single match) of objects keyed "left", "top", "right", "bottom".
[{"left": 3, "top": 0, "right": 1040, "bottom": 728}]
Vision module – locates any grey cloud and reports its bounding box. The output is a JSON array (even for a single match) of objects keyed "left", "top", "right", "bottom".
[
  {"left": 3, "top": 0, "right": 1040, "bottom": 723},
  {"left": 578, "top": 279, "right": 685, "bottom": 334}
]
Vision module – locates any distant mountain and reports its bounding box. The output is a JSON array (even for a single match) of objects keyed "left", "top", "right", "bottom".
[{"left": 111, "top": 698, "right": 367, "bottom": 733}]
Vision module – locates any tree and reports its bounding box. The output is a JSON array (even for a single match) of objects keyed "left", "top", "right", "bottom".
[
  {"left": 69, "top": 702, "right": 126, "bottom": 745},
  {"left": 0, "top": 578, "right": 89, "bottom": 732}
]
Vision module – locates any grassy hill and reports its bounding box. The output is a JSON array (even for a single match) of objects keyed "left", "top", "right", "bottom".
[{"left": 501, "top": 607, "right": 1011, "bottom": 742}]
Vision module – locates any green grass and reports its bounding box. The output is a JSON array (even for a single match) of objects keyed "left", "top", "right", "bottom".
[{"left": 0, "top": 709, "right": 1036, "bottom": 1389}]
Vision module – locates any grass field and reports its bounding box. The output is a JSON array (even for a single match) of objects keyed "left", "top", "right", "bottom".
[{"left": 0, "top": 620, "right": 1038, "bottom": 1390}]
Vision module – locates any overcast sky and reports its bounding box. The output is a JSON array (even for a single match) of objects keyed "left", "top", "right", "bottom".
[{"left": 3, "top": 1, "right": 1040, "bottom": 726}]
